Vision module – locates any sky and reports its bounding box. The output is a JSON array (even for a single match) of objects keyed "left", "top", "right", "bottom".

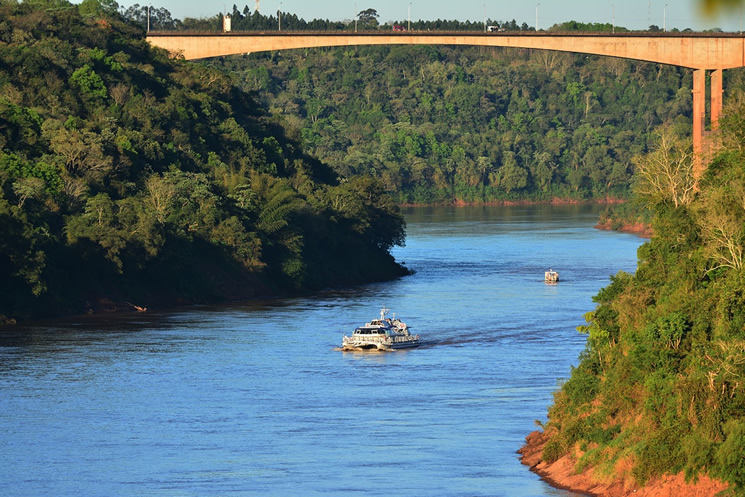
[{"left": 104, "top": 0, "right": 745, "bottom": 32}]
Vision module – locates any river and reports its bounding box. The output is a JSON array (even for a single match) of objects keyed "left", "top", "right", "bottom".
[{"left": 0, "top": 205, "right": 644, "bottom": 497}]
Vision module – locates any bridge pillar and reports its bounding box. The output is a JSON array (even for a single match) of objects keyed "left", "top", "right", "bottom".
[
  {"left": 711, "top": 69, "right": 723, "bottom": 130},
  {"left": 692, "top": 68, "right": 724, "bottom": 180},
  {"left": 692, "top": 69, "right": 706, "bottom": 179}
]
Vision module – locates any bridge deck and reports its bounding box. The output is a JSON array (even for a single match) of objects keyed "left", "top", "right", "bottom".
[{"left": 146, "top": 31, "right": 745, "bottom": 69}]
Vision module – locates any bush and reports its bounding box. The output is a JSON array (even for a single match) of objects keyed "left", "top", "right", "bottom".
[
  {"left": 542, "top": 437, "right": 566, "bottom": 464},
  {"left": 632, "top": 423, "right": 685, "bottom": 485},
  {"left": 715, "top": 419, "right": 745, "bottom": 492},
  {"left": 561, "top": 364, "right": 600, "bottom": 406}
]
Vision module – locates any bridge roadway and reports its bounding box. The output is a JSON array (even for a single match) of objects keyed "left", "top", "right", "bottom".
[{"left": 146, "top": 31, "right": 745, "bottom": 175}]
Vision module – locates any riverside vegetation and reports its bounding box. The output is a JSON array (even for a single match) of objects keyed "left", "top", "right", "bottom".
[
  {"left": 0, "top": 0, "right": 408, "bottom": 323},
  {"left": 535, "top": 99, "right": 745, "bottom": 493}
]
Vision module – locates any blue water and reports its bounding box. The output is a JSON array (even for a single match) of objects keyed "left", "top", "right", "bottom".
[{"left": 0, "top": 205, "right": 644, "bottom": 497}]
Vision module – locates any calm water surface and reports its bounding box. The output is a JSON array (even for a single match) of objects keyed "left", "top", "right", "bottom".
[{"left": 0, "top": 205, "right": 644, "bottom": 497}]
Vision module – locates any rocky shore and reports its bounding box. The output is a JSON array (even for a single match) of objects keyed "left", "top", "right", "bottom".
[
  {"left": 519, "top": 431, "right": 728, "bottom": 497},
  {"left": 594, "top": 220, "right": 653, "bottom": 238}
]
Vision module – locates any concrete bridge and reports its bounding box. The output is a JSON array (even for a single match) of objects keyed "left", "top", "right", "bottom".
[{"left": 146, "top": 31, "right": 745, "bottom": 175}]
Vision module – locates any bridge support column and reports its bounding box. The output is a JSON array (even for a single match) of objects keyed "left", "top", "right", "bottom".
[
  {"left": 692, "top": 69, "right": 706, "bottom": 179},
  {"left": 692, "top": 69, "right": 724, "bottom": 180},
  {"left": 711, "top": 69, "right": 723, "bottom": 130}
]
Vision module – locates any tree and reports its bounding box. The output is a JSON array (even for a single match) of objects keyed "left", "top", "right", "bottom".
[
  {"left": 78, "top": 0, "right": 119, "bottom": 18},
  {"left": 144, "top": 174, "right": 176, "bottom": 224},
  {"left": 715, "top": 420, "right": 745, "bottom": 491},
  {"left": 121, "top": 4, "right": 180, "bottom": 30},
  {"left": 70, "top": 65, "right": 107, "bottom": 101},
  {"left": 498, "top": 152, "right": 528, "bottom": 193},
  {"left": 693, "top": 164, "right": 745, "bottom": 273},
  {"left": 632, "top": 126, "right": 695, "bottom": 209},
  {"left": 357, "top": 8, "right": 379, "bottom": 28}
]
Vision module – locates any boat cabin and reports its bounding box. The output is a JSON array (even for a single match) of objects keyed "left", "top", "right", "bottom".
[{"left": 354, "top": 326, "right": 386, "bottom": 335}]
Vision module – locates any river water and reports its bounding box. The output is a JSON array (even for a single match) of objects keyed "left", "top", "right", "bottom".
[{"left": 0, "top": 205, "right": 644, "bottom": 497}]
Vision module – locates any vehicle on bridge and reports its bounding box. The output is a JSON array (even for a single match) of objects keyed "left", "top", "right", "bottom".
[{"left": 392, "top": 25, "right": 406, "bottom": 32}]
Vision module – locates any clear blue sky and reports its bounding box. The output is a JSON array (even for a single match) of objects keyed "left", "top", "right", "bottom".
[{"left": 109, "top": 0, "right": 744, "bottom": 31}]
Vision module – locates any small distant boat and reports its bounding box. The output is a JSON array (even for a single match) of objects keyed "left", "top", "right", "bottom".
[
  {"left": 341, "top": 307, "right": 420, "bottom": 351},
  {"left": 545, "top": 269, "right": 559, "bottom": 283}
]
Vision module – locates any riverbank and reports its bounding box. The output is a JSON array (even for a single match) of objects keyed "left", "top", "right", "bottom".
[
  {"left": 519, "top": 431, "right": 729, "bottom": 497},
  {"left": 400, "top": 196, "right": 628, "bottom": 208},
  {"left": 400, "top": 197, "right": 655, "bottom": 238},
  {"left": 0, "top": 255, "right": 411, "bottom": 326},
  {"left": 594, "top": 219, "right": 653, "bottom": 238}
]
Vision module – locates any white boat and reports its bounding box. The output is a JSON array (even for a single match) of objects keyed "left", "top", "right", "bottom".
[
  {"left": 341, "top": 307, "right": 420, "bottom": 351},
  {"left": 545, "top": 269, "right": 559, "bottom": 283}
]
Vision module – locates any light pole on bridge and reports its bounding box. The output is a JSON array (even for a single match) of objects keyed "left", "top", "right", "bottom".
[
  {"left": 278, "top": 2, "right": 282, "bottom": 31},
  {"left": 648, "top": 0, "right": 651, "bottom": 27},
  {"left": 408, "top": 2, "right": 412, "bottom": 31},
  {"left": 535, "top": 3, "right": 540, "bottom": 31},
  {"left": 664, "top": 3, "right": 668, "bottom": 32}
]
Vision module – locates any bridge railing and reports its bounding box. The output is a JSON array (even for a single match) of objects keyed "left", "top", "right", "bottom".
[{"left": 146, "top": 30, "right": 745, "bottom": 38}]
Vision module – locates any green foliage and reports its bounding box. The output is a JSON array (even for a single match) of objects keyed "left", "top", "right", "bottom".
[
  {"left": 78, "top": 0, "right": 119, "bottom": 18},
  {"left": 560, "top": 363, "right": 600, "bottom": 406},
  {"left": 682, "top": 431, "right": 716, "bottom": 482},
  {"left": 597, "top": 199, "right": 652, "bottom": 231},
  {"left": 215, "top": 43, "right": 689, "bottom": 204},
  {"left": 542, "top": 437, "right": 566, "bottom": 464},
  {"left": 0, "top": 0, "right": 408, "bottom": 321},
  {"left": 70, "top": 64, "right": 107, "bottom": 100},
  {"left": 550, "top": 21, "right": 629, "bottom": 32},
  {"left": 541, "top": 75, "right": 745, "bottom": 493},
  {"left": 715, "top": 420, "right": 745, "bottom": 490},
  {"left": 632, "top": 426, "right": 685, "bottom": 485},
  {"left": 644, "top": 312, "right": 689, "bottom": 350},
  {"left": 0, "top": 98, "right": 43, "bottom": 151}
]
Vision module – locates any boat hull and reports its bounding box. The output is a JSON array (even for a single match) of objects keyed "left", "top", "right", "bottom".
[{"left": 341, "top": 336, "right": 420, "bottom": 351}]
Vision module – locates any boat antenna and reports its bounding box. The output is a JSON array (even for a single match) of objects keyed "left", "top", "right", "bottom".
[{"left": 380, "top": 306, "right": 389, "bottom": 320}]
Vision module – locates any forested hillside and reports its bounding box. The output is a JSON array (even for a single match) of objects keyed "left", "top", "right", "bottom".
[
  {"left": 210, "top": 39, "right": 701, "bottom": 204},
  {"left": 533, "top": 90, "right": 745, "bottom": 493},
  {"left": 0, "top": 0, "right": 408, "bottom": 323}
]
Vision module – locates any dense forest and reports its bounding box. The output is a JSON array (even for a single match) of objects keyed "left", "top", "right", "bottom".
[
  {"left": 536, "top": 96, "right": 745, "bottom": 492},
  {"left": 0, "top": 0, "right": 409, "bottom": 323},
  {"left": 123, "top": 1, "right": 745, "bottom": 493},
  {"left": 204, "top": 31, "right": 705, "bottom": 204}
]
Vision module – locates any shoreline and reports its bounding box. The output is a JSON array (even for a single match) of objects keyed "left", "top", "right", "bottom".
[
  {"left": 594, "top": 220, "right": 653, "bottom": 238},
  {"left": 519, "top": 430, "right": 729, "bottom": 497},
  {"left": 400, "top": 196, "right": 628, "bottom": 207}
]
